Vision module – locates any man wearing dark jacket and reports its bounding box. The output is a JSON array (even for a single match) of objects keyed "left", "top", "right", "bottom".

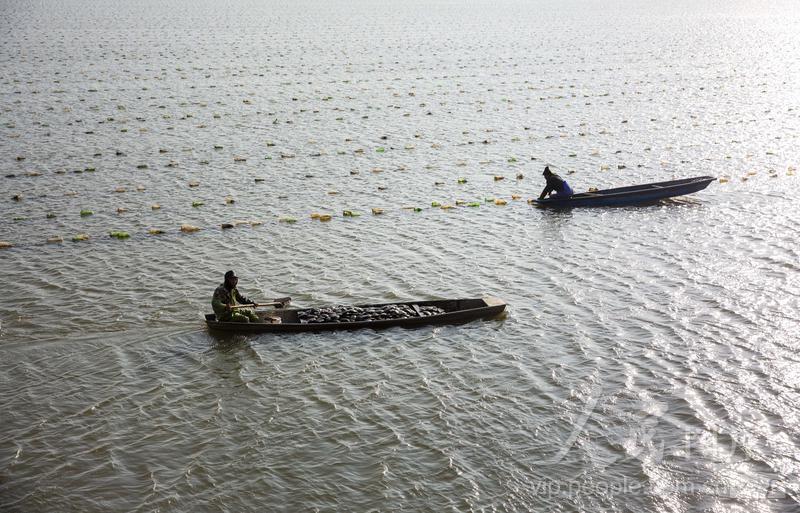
[
  {"left": 212, "top": 270, "right": 259, "bottom": 322},
  {"left": 538, "top": 166, "right": 574, "bottom": 199}
]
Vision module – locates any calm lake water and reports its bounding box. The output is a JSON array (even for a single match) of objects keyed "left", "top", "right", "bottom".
[{"left": 1, "top": 0, "right": 799, "bottom": 511}]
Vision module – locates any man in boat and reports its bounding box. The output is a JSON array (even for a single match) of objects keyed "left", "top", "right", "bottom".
[
  {"left": 538, "top": 166, "right": 574, "bottom": 200},
  {"left": 212, "top": 270, "right": 260, "bottom": 323}
]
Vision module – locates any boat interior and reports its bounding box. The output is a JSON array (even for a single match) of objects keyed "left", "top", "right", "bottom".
[{"left": 206, "top": 298, "right": 498, "bottom": 324}]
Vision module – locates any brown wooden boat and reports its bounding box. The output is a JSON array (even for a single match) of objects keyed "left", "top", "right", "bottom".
[{"left": 205, "top": 296, "right": 506, "bottom": 333}]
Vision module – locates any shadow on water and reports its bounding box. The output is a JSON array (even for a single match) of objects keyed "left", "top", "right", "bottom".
[
  {"left": 533, "top": 196, "right": 705, "bottom": 211},
  {"left": 207, "top": 330, "right": 258, "bottom": 351},
  {"left": 204, "top": 312, "right": 509, "bottom": 353}
]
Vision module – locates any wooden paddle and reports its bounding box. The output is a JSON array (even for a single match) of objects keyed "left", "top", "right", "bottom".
[{"left": 230, "top": 297, "right": 291, "bottom": 309}]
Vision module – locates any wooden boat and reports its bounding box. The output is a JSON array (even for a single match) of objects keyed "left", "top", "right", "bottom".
[
  {"left": 533, "top": 175, "right": 715, "bottom": 208},
  {"left": 205, "top": 297, "right": 506, "bottom": 333}
]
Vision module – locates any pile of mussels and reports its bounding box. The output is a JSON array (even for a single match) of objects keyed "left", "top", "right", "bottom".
[{"left": 296, "top": 304, "right": 445, "bottom": 324}]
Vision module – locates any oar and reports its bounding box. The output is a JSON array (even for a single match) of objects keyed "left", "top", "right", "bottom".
[{"left": 230, "top": 297, "right": 291, "bottom": 309}]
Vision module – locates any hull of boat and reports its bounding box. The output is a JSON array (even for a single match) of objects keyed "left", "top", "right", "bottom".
[
  {"left": 534, "top": 176, "right": 715, "bottom": 208},
  {"left": 205, "top": 296, "right": 506, "bottom": 333}
]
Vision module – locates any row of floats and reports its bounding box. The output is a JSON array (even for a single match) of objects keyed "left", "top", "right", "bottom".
[{"left": 0, "top": 195, "right": 529, "bottom": 249}]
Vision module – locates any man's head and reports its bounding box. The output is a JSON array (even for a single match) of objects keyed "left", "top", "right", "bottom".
[
  {"left": 543, "top": 166, "right": 552, "bottom": 177},
  {"left": 224, "top": 270, "right": 238, "bottom": 288}
]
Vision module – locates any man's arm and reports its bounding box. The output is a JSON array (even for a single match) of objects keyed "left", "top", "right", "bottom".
[
  {"left": 234, "top": 289, "right": 253, "bottom": 306},
  {"left": 212, "top": 290, "right": 230, "bottom": 315},
  {"left": 539, "top": 184, "right": 554, "bottom": 200}
]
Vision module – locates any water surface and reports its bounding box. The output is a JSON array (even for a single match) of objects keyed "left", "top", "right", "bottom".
[{"left": 1, "top": 0, "right": 799, "bottom": 511}]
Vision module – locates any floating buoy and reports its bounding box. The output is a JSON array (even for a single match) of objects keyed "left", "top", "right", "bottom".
[
  {"left": 328, "top": 191, "right": 339, "bottom": 195},
  {"left": 511, "top": 194, "right": 521, "bottom": 200},
  {"left": 109, "top": 231, "right": 130, "bottom": 239},
  {"left": 318, "top": 215, "right": 331, "bottom": 222},
  {"left": 12, "top": 194, "right": 22, "bottom": 201},
  {"left": 310, "top": 213, "right": 322, "bottom": 219},
  {"left": 46, "top": 213, "right": 56, "bottom": 219},
  {"left": 457, "top": 178, "right": 467, "bottom": 184},
  {"left": 188, "top": 181, "right": 199, "bottom": 187},
  {"left": 0, "top": 241, "right": 12, "bottom": 249},
  {"left": 221, "top": 223, "right": 234, "bottom": 229},
  {"left": 254, "top": 178, "right": 265, "bottom": 183},
  {"left": 180, "top": 224, "right": 200, "bottom": 233},
  {"left": 80, "top": 209, "right": 94, "bottom": 217},
  {"left": 233, "top": 157, "right": 246, "bottom": 162},
  {"left": 47, "top": 236, "right": 63, "bottom": 244},
  {"left": 343, "top": 210, "right": 360, "bottom": 217},
  {"left": 431, "top": 201, "right": 441, "bottom": 207},
  {"left": 151, "top": 204, "right": 161, "bottom": 210},
  {"left": 279, "top": 217, "right": 297, "bottom": 223},
  {"left": 192, "top": 201, "right": 204, "bottom": 207},
  {"left": 516, "top": 173, "right": 524, "bottom": 180},
  {"left": 224, "top": 196, "right": 235, "bottom": 204},
  {"left": 148, "top": 228, "right": 164, "bottom": 235},
  {"left": 250, "top": 221, "right": 263, "bottom": 227},
  {"left": 467, "top": 202, "right": 481, "bottom": 207},
  {"left": 115, "top": 187, "right": 126, "bottom": 193},
  {"left": 494, "top": 176, "right": 504, "bottom": 181},
  {"left": 136, "top": 164, "right": 148, "bottom": 169},
  {"left": 440, "top": 204, "right": 454, "bottom": 210},
  {"left": 494, "top": 199, "right": 507, "bottom": 206},
  {"left": 371, "top": 208, "right": 384, "bottom": 215},
  {"left": 117, "top": 207, "right": 127, "bottom": 214},
  {"left": 71, "top": 234, "right": 89, "bottom": 242}
]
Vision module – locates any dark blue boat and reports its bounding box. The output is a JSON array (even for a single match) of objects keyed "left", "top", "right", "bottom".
[{"left": 533, "top": 175, "right": 716, "bottom": 208}]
